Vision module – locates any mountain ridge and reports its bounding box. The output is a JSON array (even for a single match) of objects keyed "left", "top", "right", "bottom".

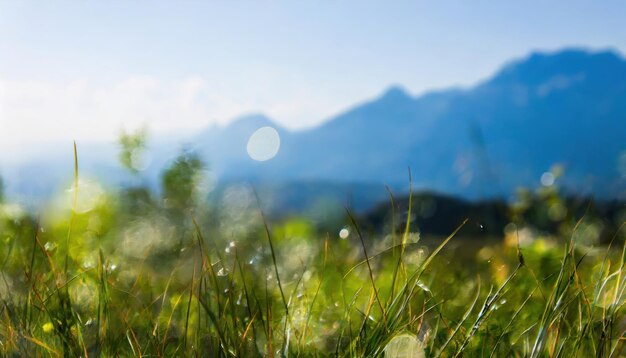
[
  {"left": 201, "top": 47, "right": 625, "bottom": 198},
  {"left": 2, "top": 47, "right": 625, "bottom": 208}
]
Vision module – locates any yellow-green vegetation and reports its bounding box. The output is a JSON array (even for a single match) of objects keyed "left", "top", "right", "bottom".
[{"left": 0, "top": 148, "right": 625, "bottom": 357}]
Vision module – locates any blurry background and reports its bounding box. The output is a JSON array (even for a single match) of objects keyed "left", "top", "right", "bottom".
[
  {"left": 1, "top": 3, "right": 626, "bottom": 356},
  {"left": 0, "top": 0, "right": 625, "bottom": 220}
]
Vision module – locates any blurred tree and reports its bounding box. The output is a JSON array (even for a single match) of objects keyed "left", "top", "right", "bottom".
[
  {"left": 160, "top": 150, "right": 207, "bottom": 253},
  {"left": 0, "top": 175, "right": 4, "bottom": 202},
  {"left": 161, "top": 150, "right": 206, "bottom": 212},
  {"left": 117, "top": 128, "right": 155, "bottom": 217},
  {"left": 118, "top": 128, "right": 148, "bottom": 174}
]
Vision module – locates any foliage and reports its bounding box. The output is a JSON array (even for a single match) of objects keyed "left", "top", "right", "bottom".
[
  {"left": 161, "top": 150, "right": 206, "bottom": 212},
  {"left": 0, "top": 151, "right": 625, "bottom": 357},
  {"left": 118, "top": 128, "right": 148, "bottom": 174}
]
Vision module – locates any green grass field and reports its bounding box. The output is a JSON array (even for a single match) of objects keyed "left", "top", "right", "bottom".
[{"left": 0, "top": 150, "right": 625, "bottom": 357}]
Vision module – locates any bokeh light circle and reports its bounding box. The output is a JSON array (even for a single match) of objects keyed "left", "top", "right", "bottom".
[{"left": 247, "top": 126, "right": 280, "bottom": 161}]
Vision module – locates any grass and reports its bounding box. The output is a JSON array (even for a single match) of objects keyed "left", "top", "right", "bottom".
[{"left": 0, "top": 152, "right": 625, "bottom": 356}]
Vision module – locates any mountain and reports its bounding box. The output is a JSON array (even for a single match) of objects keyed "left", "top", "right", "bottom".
[
  {"left": 2, "top": 48, "right": 625, "bottom": 211},
  {"left": 190, "top": 48, "right": 626, "bottom": 199}
]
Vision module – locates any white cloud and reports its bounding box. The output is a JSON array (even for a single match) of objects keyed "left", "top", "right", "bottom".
[
  {"left": 0, "top": 74, "right": 356, "bottom": 153},
  {"left": 0, "top": 76, "right": 237, "bottom": 146}
]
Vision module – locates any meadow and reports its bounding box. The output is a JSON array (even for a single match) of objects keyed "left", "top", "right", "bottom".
[{"left": 0, "top": 146, "right": 625, "bottom": 357}]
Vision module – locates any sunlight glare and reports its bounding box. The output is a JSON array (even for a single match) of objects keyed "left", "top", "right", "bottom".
[
  {"left": 67, "top": 179, "right": 105, "bottom": 213},
  {"left": 247, "top": 126, "right": 281, "bottom": 161},
  {"left": 540, "top": 172, "right": 555, "bottom": 186},
  {"left": 384, "top": 333, "right": 425, "bottom": 358}
]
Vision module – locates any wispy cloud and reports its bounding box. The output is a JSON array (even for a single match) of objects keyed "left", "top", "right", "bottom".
[{"left": 0, "top": 75, "right": 347, "bottom": 150}]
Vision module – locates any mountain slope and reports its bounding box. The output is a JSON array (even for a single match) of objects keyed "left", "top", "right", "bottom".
[
  {"left": 3, "top": 48, "right": 625, "bottom": 207},
  {"left": 195, "top": 48, "right": 625, "bottom": 199}
]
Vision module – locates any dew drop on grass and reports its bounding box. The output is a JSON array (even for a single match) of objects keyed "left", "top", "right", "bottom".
[
  {"left": 82, "top": 260, "right": 95, "bottom": 269},
  {"left": 217, "top": 268, "right": 228, "bottom": 277},
  {"left": 416, "top": 281, "right": 431, "bottom": 293},
  {"left": 44, "top": 242, "right": 57, "bottom": 253}
]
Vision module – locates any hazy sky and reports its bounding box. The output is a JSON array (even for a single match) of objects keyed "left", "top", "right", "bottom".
[{"left": 1, "top": 1, "right": 625, "bottom": 149}]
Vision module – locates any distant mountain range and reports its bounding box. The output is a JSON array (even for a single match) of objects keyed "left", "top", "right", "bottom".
[{"left": 2, "top": 48, "right": 626, "bottom": 211}]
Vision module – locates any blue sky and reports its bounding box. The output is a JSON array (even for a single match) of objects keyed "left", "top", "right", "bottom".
[{"left": 1, "top": 1, "right": 625, "bottom": 148}]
